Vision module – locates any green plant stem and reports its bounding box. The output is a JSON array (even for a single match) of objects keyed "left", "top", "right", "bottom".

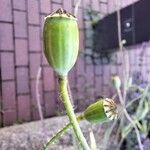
[
  {"left": 44, "top": 123, "right": 72, "bottom": 150},
  {"left": 103, "top": 120, "right": 117, "bottom": 150},
  {"left": 123, "top": 108, "right": 143, "bottom": 150},
  {"left": 126, "top": 94, "right": 143, "bottom": 108},
  {"left": 58, "top": 76, "right": 90, "bottom": 150},
  {"left": 117, "top": 88, "right": 143, "bottom": 150},
  {"left": 44, "top": 115, "right": 84, "bottom": 149}
]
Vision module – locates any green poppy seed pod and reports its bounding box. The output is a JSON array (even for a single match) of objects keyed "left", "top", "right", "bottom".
[
  {"left": 43, "top": 8, "right": 79, "bottom": 76},
  {"left": 83, "top": 98, "right": 118, "bottom": 123},
  {"left": 112, "top": 75, "right": 121, "bottom": 89}
]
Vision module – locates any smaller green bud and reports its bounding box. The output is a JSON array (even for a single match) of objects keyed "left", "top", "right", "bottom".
[
  {"left": 112, "top": 75, "right": 121, "bottom": 89},
  {"left": 83, "top": 98, "right": 118, "bottom": 123}
]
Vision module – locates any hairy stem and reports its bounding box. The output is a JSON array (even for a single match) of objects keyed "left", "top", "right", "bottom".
[
  {"left": 44, "top": 123, "right": 72, "bottom": 150},
  {"left": 58, "top": 76, "right": 90, "bottom": 150},
  {"left": 123, "top": 108, "right": 143, "bottom": 150},
  {"left": 44, "top": 114, "right": 84, "bottom": 149},
  {"left": 117, "top": 88, "right": 143, "bottom": 150}
]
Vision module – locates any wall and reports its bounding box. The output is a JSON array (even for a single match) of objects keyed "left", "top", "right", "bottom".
[
  {"left": 0, "top": 0, "right": 149, "bottom": 126},
  {"left": 0, "top": 0, "right": 108, "bottom": 126}
]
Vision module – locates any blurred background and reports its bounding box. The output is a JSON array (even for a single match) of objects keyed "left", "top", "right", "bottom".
[{"left": 0, "top": 0, "right": 150, "bottom": 149}]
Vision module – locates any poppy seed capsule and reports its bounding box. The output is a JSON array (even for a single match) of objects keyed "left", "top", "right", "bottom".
[
  {"left": 43, "top": 8, "right": 79, "bottom": 76},
  {"left": 83, "top": 98, "right": 118, "bottom": 123}
]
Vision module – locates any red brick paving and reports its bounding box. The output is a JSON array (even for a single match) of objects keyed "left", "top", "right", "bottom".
[
  {"left": 1, "top": 53, "right": 15, "bottom": 80},
  {"left": 14, "top": 11, "right": 27, "bottom": 38},
  {"left": 2, "top": 81, "right": 16, "bottom": 110},
  {"left": 17, "top": 95, "right": 31, "bottom": 122},
  {"left": 15, "top": 39, "right": 28, "bottom": 66},
  {"left": 16, "top": 67, "right": 29, "bottom": 94},
  {"left": 0, "top": 24, "right": 14, "bottom": 50}
]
